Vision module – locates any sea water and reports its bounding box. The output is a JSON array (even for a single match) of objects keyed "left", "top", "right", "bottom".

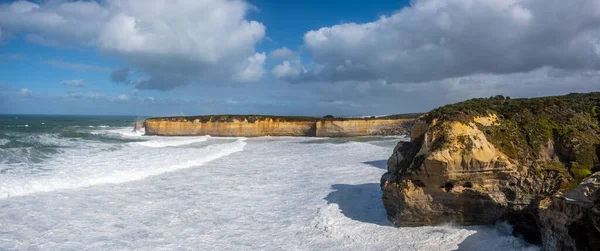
[{"left": 0, "top": 115, "right": 539, "bottom": 250}]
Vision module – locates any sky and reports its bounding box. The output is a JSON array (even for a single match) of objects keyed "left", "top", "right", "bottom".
[{"left": 1, "top": 0, "right": 600, "bottom": 116}]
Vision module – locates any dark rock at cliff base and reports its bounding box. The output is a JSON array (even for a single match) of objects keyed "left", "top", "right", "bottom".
[{"left": 539, "top": 172, "right": 600, "bottom": 251}]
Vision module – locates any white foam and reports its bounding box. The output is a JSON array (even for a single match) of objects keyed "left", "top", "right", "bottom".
[
  {"left": 5, "top": 124, "right": 29, "bottom": 128},
  {"left": 17, "top": 133, "right": 70, "bottom": 147},
  {"left": 0, "top": 139, "right": 9, "bottom": 146},
  {"left": 0, "top": 138, "right": 246, "bottom": 198},
  {"left": 0, "top": 137, "right": 538, "bottom": 250},
  {"left": 136, "top": 136, "right": 209, "bottom": 148},
  {"left": 91, "top": 127, "right": 144, "bottom": 138}
]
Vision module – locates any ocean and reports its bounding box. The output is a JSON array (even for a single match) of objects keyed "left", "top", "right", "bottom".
[{"left": 0, "top": 115, "right": 539, "bottom": 250}]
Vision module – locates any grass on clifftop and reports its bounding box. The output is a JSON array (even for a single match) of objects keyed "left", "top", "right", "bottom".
[
  {"left": 423, "top": 92, "right": 600, "bottom": 190},
  {"left": 147, "top": 113, "right": 423, "bottom": 123}
]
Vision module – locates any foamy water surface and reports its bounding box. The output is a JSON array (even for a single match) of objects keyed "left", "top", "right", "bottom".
[{"left": 0, "top": 115, "right": 539, "bottom": 250}]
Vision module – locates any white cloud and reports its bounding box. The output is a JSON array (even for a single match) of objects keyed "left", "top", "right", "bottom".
[
  {"left": 61, "top": 79, "right": 84, "bottom": 87},
  {"left": 302, "top": 0, "right": 600, "bottom": 84},
  {"left": 0, "top": 0, "right": 267, "bottom": 90},
  {"left": 0, "top": 1, "right": 108, "bottom": 45},
  {"left": 272, "top": 60, "right": 316, "bottom": 83},
  {"left": 18, "top": 88, "right": 32, "bottom": 97},
  {"left": 115, "top": 94, "right": 128, "bottom": 102},
  {"left": 269, "top": 47, "right": 296, "bottom": 60},
  {"left": 273, "top": 60, "right": 303, "bottom": 79},
  {"left": 236, "top": 52, "right": 266, "bottom": 82}
]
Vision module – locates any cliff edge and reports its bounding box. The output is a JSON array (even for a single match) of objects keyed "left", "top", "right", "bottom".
[
  {"left": 381, "top": 93, "right": 600, "bottom": 247},
  {"left": 143, "top": 114, "right": 417, "bottom": 137}
]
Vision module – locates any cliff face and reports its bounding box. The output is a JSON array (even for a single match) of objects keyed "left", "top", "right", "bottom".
[
  {"left": 145, "top": 118, "right": 316, "bottom": 137},
  {"left": 133, "top": 121, "right": 144, "bottom": 131},
  {"left": 144, "top": 115, "right": 414, "bottom": 137},
  {"left": 316, "top": 119, "right": 409, "bottom": 137},
  {"left": 538, "top": 172, "right": 600, "bottom": 251},
  {"left": 381, "top": 93, "right": 600, "bottom": 245}
]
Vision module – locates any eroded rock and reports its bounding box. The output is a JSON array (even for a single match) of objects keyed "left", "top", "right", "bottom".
[
  {"left": 539, "top": 172, "right": 600, "bottom": 251},
  {"left": 381, "top": 93, "right": 600, "bottom": 248}
]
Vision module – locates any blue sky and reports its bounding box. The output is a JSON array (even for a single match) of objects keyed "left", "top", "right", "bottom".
[{"left": 1, "top": 0, "right": 600, "bottom": 116}]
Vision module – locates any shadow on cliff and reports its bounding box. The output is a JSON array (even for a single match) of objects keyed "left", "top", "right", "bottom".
[
  {"left": 324, "top": 183, "right": 392, "bottom": 226},
  {"left": 362, "top": 160, "right": 387, "bottom": 170}
]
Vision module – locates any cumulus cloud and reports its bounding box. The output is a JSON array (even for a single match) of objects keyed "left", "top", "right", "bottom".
[
  {"left": 273, "top": 60, "right": 303, "bottom": 79},
  {"left": 236, "top": 52, "right": 266, "bottom": 82},
  {"left": 0, "top": 1, "right": 108, "bottom": 45},
  {"left": 272, "top": 60, "right": 316, "bottom": 83},
  {"left": 301, "top": 0, "right": 600, "bottom": 84},
  {"left": 309, "top": 66, "right": 600, "bottom": 116},
  {"left": 269, "top": 47, "right": 296, "bottom": 60},
  {"left": 0, "top": 0, "right": 267, "bottom": 90},
  {"left": 61, "top": 79, "right": 84, "bottom": 87},
  {"left": 19, "top": 88, "right": 32, "bottom": 97}
]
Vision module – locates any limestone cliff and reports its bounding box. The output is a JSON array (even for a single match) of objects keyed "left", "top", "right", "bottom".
[
  {"left": 538, "top": 172, "right": 600, "bottom": 251},
  {"left": 144, "top": 115, "right": 415, "bottom": 137},
  {"left": 133, "top": 121, "right": 144, "bottom": 132},
  {"left": 381, "top": 93, "right": 600, "bottom": 245}
]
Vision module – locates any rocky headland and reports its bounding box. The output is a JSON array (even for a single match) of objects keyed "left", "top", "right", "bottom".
[
  {"left": 381, "top": 93, "right": 600, "bottom": 250},
  {"left": 142, "top": 114, "right": 418, "bottom": 137}
]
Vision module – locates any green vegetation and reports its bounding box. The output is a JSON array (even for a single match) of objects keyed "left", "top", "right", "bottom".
[
  {"left": 147, "top": 113, "right": 422, "bottom": 123},
  {"left": 148, "top": 114, "right": 319, "bottom": 123},
  {"left": 382, "top": 113, "right": 425, "bottom": 119},
  {"left": 423, "top": 92, "right": 600, "bottom": 190}
]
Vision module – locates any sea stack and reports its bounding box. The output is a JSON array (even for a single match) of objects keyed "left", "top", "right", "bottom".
[
  {"left": 133, "top": 121, "right": 144, "bottom": 131},
  {"left": 381, "top": 93, "right": 600, "bottom": 248}
]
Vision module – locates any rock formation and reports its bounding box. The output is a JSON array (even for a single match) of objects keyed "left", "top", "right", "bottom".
[
  {"left": 133, "top": 121, "right": 144, "bottom": 132},
  {"left": 539, "top": 172, "right": 600, "bottom": 251},
  {"left": 381, "top": 93, "right": 600, "bottom": 248},
  {"left": 143, "top": 115, "right": 416, "bottom": 137}
]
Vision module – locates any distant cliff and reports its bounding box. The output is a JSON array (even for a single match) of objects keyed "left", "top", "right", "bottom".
[
  {"left": 381, "top": 93, "right": 600, "bottom": 248},
  {"left": 143, "top": 115, "right": 417, "bottom": 137}
]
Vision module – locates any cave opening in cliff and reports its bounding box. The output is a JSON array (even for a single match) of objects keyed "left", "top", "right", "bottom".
[{"left": 443, "top": 182, "right": 454, "bottom": 192}]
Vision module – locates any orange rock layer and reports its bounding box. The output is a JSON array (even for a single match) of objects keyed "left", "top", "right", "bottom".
[{"left": 143, "top": 116, "right": 414, "bottom": 137}]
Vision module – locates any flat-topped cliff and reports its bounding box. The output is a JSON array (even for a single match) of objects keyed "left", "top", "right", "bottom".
[
  {"left": 381, "top": 93, "right": 600, "bottom": 249},
  {"left": 143, "top": 114, "right": 417, "bottom": 137}
]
